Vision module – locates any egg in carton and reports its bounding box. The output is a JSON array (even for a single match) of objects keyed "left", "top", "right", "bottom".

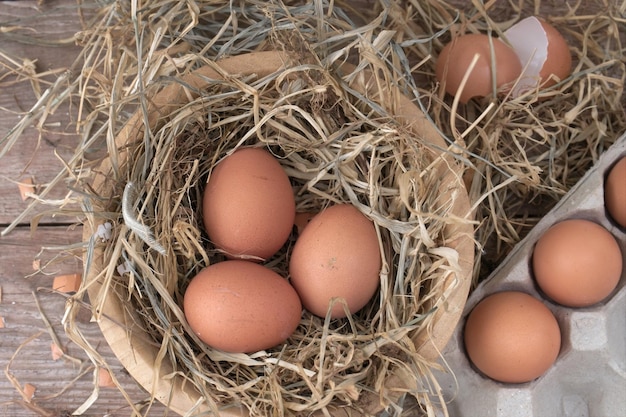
[{"left": 431, "top": 132, "right": 626, "bottom": 417}]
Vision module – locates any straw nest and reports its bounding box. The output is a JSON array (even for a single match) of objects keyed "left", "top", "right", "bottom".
[
  {"left": 72, "top": 2, "right": 475, "bottom": 415},
  {"left": 1, "top": 0, "right": 624, "bottom": 416},
  {"left": 78, "top": 46, "right": 473, "bottom": 416}
]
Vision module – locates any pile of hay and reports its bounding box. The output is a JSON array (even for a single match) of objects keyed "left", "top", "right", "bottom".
[
  {"left": 364, "top": 0, "right": 626, "bottom": 281},
  {"left": 1, "top": 0, "right": 624, "bottom": 416}
]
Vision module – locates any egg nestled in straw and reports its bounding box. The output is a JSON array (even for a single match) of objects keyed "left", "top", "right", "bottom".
[
  {"left": 289, "top": 204, "right": 381, "bottom": 319},
  {"left": 202, "top": 147, "right": 296, "bottom": 261},
  {"left": 435, "top": 33, "right": 522, "bottom": 103},
  {"left": 183, "top": 260, "right": 302, "bottom": 353},
  {"left": 436, "top": 17, "right": 572, "bottom": 102}
]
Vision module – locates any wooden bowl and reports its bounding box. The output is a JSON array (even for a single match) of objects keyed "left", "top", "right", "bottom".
[{"left": 83, "top": 51, "right": 474, "bottom": 416}]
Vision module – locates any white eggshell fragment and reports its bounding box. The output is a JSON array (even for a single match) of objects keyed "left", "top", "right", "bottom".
[
  {"left": 505, "top": 16, "right": 572, "bottom": 98},
  {"left": 504, "top": 16, "right": 549, "bottom": 97}
]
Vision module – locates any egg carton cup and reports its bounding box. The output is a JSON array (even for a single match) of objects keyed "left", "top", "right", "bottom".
[{"left": 431, "top": 132, "right": 626, "bottom": 417}]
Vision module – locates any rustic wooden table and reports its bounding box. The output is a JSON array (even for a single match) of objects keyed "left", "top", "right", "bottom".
[
  {"left": 0, "top": 1, "right": 168, "bottom": 415},
  {"left": 4, "top": 1, "right": 619, "bottom": 417}
]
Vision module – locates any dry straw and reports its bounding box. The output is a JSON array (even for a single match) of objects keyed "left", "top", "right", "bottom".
[
  {"left": 5, "top": 1, "right": 474, "bottom": 416},
  {"left": 71, "top": 2, "right": 473, "bottom": 416},
  {"left": 371, "top": 0, "right": 626, "bottom": 281},
  {"left": 1, "top": 0, "right": 625, "bottom": 416}
]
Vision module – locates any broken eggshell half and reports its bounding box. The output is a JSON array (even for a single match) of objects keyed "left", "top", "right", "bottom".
[{"left": 504, "top": 16, "right": 572, "bottom": 97}]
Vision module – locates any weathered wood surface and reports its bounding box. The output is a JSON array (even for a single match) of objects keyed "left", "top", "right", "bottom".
[
  {"left": 0, "top": 227, "right": 168, "bottom": 416},
  {"left": 0, "top": 0, "right": 83, "bottom": 227},
  {"left": 0, "top": 1, "right": 167, "bottom": 415}
]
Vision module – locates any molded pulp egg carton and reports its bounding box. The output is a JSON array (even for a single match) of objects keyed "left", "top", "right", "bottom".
[{"left": 432, "top": 132, "right": 626, "bottom": 417}]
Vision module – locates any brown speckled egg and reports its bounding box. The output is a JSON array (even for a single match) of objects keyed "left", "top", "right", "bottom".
[
  {"left": 435, "top": 33, "right": 522, "bottom": 103},
  {"left": 464, "top": 291, "right": 561, "bottom": 384},
  {"left": 532, "top": 219, "right": 622, "bottom": 307},
  {"left": 202, "top": 147, "right": 295, "bottom": 261},
  {"left": 289, "top": 204, "right": 381, "bottom": 319},
  {"left": 605, "top": 156, "right": 626, "bottom": 228},
  {"left": 183, "top": 260, "right": 302, "bottom": 353}
]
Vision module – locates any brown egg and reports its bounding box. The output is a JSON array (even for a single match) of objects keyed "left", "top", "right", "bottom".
[
  {"left": 504, "top": 16, "right": 572, "bottom": 96},
  {"left": 605, "top": 156, "right": 626, "bottom": 228},
  {"left": 464, "top": 291, "right": 561, "bottom": 384},
  {"left": 435, "top": 33, "right": 522, "bottom": 103},
  {"left": 289, "top": 204, "right": 381, "bottom": 319},
  {"left": 183, "top": 260, "right": 302, "bottom": 353},
  {"left": 532, "top": 219, "right": 622, "bottom": 307},
  {"left": 538, "top": 19, "right": 572, "bottom": 87},
  {"left": 203, "top": 147, "right": 295, "bottom": 261}
]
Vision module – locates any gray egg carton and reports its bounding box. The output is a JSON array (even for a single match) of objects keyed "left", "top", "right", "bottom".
[{"left": 431, "top": 132, "right": 626, "bottom": 417}]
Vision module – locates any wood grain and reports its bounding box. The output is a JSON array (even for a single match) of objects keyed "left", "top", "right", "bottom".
[
  {"left": 0, "top": 227, "right": 168, "bottom": 416},
  {"left": 0, "top": 1, "right": 166, "bottom": 415},
  {"left": 0, "top": 0, "right": 84, "bottom": 227}
]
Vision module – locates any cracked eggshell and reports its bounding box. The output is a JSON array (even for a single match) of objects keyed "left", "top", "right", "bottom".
[
  {"left": 505, "top": 16, "right": 572, "bottom": 97},
  {"left": 435, "top": 33, "right": 522, "bottom": 103}
]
